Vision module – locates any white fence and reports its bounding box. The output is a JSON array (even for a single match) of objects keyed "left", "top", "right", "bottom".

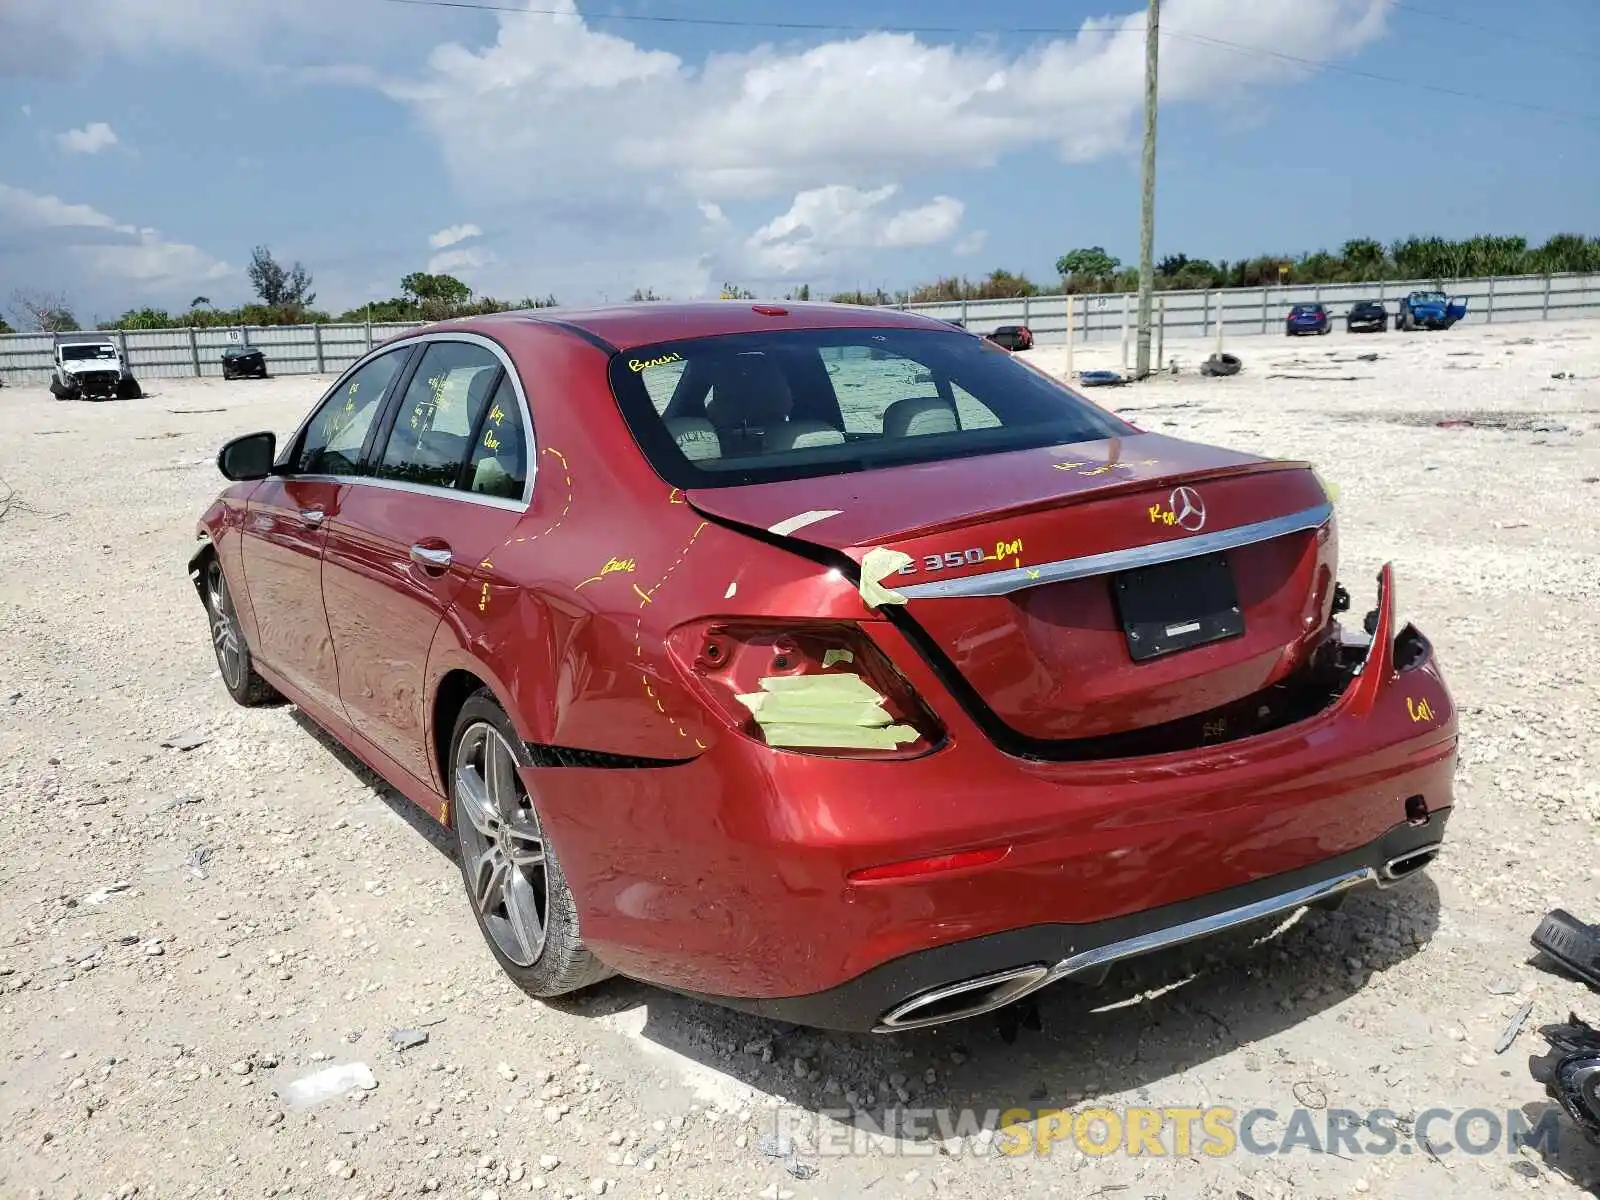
[
  {"left": 907, "top": 271, "right": 1600, "bottom": 347},
  {"left": 0, "top": 321, "right": 427, "bottom": 387},
  {"left": 2, "top": 271, "right": 1598, "bottom": 386}
]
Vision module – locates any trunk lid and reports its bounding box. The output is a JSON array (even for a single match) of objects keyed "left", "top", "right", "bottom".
[{"left": 687, "top": 432, "right": 1337, "bottom": 744}]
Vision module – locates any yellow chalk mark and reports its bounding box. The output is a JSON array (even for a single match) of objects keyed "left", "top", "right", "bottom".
[{"left": 633, "top": 583, "right": 653, "bottom": 605}]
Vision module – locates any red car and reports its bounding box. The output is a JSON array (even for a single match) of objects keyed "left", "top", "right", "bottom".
[{"left": 190, "top": 302, "right": 1454, "bottom": 1033}]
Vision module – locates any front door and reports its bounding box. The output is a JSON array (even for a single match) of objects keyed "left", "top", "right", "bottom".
[
  {"left": 322, "top": 338, "right": 532, "bottom": 785},
  {"left": 239, "top": 345, "right": 413, "bottom": 719}
]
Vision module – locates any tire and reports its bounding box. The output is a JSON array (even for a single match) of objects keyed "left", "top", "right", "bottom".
[
  {"left": 203, "top": 556, "right": 281, "bottom": 706},
  {"left": 449, "top": 690, "right": 613, "bottom": 999},
  {"left": 49, "top": 378, "right": 68, "bottom": 400},
  {"left": 1204, "top": 352, "right": 1242, "bottom": 377},
  {"left": 1319, "top": 324, "right": 1330, "bottom": 335},
  {"left": 116, "top": 377, "right": 142, "bottom": 400}
]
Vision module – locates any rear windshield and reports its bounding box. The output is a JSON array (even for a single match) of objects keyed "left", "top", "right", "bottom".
[
  {"left": 1291, "top": 304, "right": 1322, "bottom": 314},
  {"left": 607, "top": 327, "right": 1133, "bottom": 488}
]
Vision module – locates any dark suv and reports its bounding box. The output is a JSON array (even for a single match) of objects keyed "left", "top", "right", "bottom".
[{"left": 1346, "top": 300, "right": 1388, "bottom": 334}]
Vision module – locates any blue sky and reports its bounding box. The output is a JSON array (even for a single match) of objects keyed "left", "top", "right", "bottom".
[{"left": 1, "top": 0, "right": 1595, "bottom": 323}]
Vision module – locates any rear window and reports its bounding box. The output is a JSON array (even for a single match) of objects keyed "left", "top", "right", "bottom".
[{"left": 608, "top": 327, "right": 1133, "bottom": 488}]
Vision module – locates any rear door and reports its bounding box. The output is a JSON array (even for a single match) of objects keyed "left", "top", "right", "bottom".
[
  {"left": 321, "top": 336, "right": 532, "bottom": 785},
  {"left": 241, "top": 344, "right": 413, "bottom": 717}
]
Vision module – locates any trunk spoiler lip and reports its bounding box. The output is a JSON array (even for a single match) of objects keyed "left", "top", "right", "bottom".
[
  {"left": 898, "top": 500, "right": 1333, "bottom": 600},
  {"left": 685, "top": 456, "right": 1316, "bottom": 551}
]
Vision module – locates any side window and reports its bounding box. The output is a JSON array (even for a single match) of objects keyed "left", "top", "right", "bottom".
[
  {"left": 463, "top": 375, "right": 529, "bottom": 501},
  {"left": 375, "top": 342, "right": 502, "bottom": 490},
  {"left": 294, "top": 348, "right": 408, "bottom": 475}
]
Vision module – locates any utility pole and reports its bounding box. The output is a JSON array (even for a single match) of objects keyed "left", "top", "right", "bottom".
[{"left": 1134, "top": 0, "right": 1160, "bottom": 380}]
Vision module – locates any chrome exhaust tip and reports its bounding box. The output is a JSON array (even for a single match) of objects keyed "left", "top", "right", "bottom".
[
  {"left": 1381, "top": 843, "right": 1442, "bottom": 882},
  {"left": 874, "top": 964, "right": 1052, "bottom": 1033}
]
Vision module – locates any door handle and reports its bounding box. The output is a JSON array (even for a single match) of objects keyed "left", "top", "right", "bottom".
[
  {"left": 410, "top": 543, "right": 453, "bottom": 569},
  {"left": 298, "top": 508, "right": 325, "bottom": 525}
]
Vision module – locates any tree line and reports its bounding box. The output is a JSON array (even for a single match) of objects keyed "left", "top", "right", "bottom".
[
  {"left": 4, "top": 231, "right": 1594, "bottom": 333},
  {"left": 891, "top": 232, "right": 1600, "bottom": 305}
]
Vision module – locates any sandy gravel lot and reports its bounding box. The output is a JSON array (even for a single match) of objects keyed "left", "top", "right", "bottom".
[{"left": 1, "top": 318, "right": 1598, "bottom": 1200}]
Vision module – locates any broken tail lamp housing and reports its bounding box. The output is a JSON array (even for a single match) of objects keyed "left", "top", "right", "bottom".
[{"left": 666, "top": 620, "right": 945, "bottom": 759}]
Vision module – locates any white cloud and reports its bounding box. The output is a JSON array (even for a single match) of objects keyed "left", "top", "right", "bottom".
[
  {"left": 20, "top": 104, "right": 31, "bottom": 118},
  {"left": 427, "top": 247, "right": 494, "bottom": 276},
  {"left": 428, "top": 223, "right": 483, "bottom": 250},
  {"left": 745, "top": 185, "right": 966, "bottom": 273},
  {"left": 953, "top": 229, "right": 989, "bottom": 257},
  {"left": 383, "top": 0, "right": 1391, "bottom": 211},
  {"left": 0, "top": 182, "right": 231, "bottom": 288},
  {"left": 57, "top": 122, "right": 120, "bottom": 155}
]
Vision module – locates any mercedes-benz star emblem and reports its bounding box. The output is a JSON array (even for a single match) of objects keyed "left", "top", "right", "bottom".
[{"left": 1170, "top": 486, "right": 1206, "bottom": 532}]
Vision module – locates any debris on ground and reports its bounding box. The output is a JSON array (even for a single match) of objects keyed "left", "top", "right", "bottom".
[
  {"left": 159, "top": 730, "right": 210, "bottom": 752},
  {"left": 1495, "top": 1000, "right": 1535, "bottom": 1054},
  {"left": 1199, "top": 353, "right": 1241, "bottom": 378},
  {"left": 1078, "top": 369, "right": 1127, "bottom": 386},
  {"left": 388, "top": 1028, "right": 429, "bottom": 1052},
  {"left": 185, "top": 846, "right": 213, "bottom": 879},
  {"left": 276, "top": 1062, "right": 378, "bottom": 1110},
  {"left": 1528, "top": 1014, "right": 1600, "bottom": 1143},
  {"left": 81, "top": 883, "right": 131, "bottom": 906},
  {"left": 1531, "top": 909, "right": 1600, "bottom": 990}
]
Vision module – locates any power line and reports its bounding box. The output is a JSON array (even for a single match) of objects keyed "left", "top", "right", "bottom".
[
  {"left": 372, "top": 0, "right": 1596, "bottom": 63},
  {"left": 367, "top": 0, "right": 1600, "bottom": 126}
]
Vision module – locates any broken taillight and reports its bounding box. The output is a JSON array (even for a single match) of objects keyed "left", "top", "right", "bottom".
[{"left": 665, "top": 620, "right": 945, "bottom": 759}]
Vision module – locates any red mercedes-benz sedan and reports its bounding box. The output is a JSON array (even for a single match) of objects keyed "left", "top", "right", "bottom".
[{"left": 189, "top": 302, "right": 1454, "bottom": 1033}]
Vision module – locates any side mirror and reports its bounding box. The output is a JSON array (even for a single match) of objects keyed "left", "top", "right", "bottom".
[{"left": 218, "top": 431, "right": 277, "bottom": 481}]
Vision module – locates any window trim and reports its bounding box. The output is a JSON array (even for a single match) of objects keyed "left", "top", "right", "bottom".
[
  {"left": 276, "top": 342, "right": 419, "bottom": 479},
  {"left": 276, "top": 331, "right": 536, "bottom": 512}
]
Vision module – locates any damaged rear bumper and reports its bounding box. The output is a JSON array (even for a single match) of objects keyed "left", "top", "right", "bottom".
[{"left": 686, "top": 814, "right": 1448, "bottom": 1033}]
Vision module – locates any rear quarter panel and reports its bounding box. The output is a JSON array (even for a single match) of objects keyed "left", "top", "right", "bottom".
[{"left": 422, "top": 325, "right": 880, "bottom": 768}]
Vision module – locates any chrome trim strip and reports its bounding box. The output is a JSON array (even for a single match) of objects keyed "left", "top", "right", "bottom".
[
  {"left": 896, "top": 501, "right": 1334, "bottom": 600},
  {"left": 289, "top": 473, "right": 530, "bottom": 513},
  {"left": 874, "top": 964, "right": 1052, "bottom": 1033},
  {"left": 1051, "top": 866, "right": 1377, "bottom": 981}
]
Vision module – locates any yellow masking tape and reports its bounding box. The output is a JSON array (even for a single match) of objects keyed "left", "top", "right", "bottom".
[
  {"left": 859, "top": 547, "right": 912, "bottom": 608},
  {"left": 759, "top": 722, "right": 921, "bottom": 750}
]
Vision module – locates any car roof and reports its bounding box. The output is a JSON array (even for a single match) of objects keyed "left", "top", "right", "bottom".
[
  {"left": 413, "top": 301, "right": 951, "bottom": 354},
  {"left": 58, "top": 333, "right": 115, "bottom": 345}
]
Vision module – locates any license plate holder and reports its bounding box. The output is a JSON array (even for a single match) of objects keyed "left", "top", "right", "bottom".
[{"left": 1112, "top": 552, "right": 1245, "bottom": 662}]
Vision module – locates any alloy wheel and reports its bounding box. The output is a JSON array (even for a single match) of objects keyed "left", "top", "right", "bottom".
[
  {"left": 207, "top": 562, "right": 245, "bottom": 692},
  {"left": 454, "top": 721, "right": 549, "bottom": 966}
]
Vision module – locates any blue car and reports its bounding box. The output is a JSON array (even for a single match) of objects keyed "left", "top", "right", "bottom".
[
  {"left": 1285, "top": 302, "right": 1331, "bottom": 336},
  {"left": 1396, "top": 290, "right": 1468, "bottom": 331}
]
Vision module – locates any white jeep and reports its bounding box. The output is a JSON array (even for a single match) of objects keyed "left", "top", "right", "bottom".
[{"left": 50, "top": 334, "right": 142, "bottom": 401}]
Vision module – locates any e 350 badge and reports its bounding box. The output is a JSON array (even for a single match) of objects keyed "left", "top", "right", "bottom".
[{"left": 896, "top": 537, "right": 1026, "bottom": 576}]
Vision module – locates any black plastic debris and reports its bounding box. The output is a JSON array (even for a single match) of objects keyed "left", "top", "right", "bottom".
[
  {"left": 1528, "top": 1014, "right": 1600, "bottom": 1144},
  {"left": 1531, "top": 909, "right": 1600, "bottom": 990}
]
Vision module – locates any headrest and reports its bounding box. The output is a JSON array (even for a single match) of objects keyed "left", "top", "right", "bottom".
[
  {"left": 703, "top": 353, "right": 793, "bottom": 429},
  {"left": 882, "top": 396, "right": 958, "bottom": 439}
]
